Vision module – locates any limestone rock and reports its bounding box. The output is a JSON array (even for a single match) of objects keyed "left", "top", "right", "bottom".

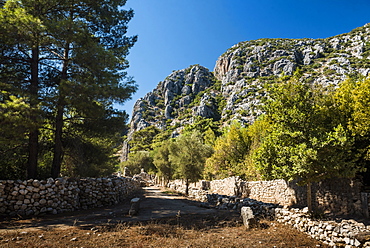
[
  {"left": 129, "top": 197, "right": 141, "bottom": 216},
  {"left": 241, "top": 206, "right": 257, "bottom": 229},
  {"left": 164, "top": 105, "right": 173, "bottom": 119}
]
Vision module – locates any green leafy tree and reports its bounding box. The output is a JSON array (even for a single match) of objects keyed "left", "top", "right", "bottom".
[
  {"left": 334, "top": 77, "right": 370, "bottom": 176},
  {"left": 169, "top": 132, "right": 213, "bottom": 195},
  {"left": 0, "top": 93, "right": 33, "bottom": 178},
  {"left": 238, "top": 116, "right": 271, "bottom": 181},
  {"left": 204, "top": 121, "right": 251, "bottom": 180},
  {"left": 120, "top": 151, "right": 156, "bottom": 175},
  {"left": 334, "top": 77, "right": 370, "bottom": 138},
  {"left": 253, "top": 73, "right": 363, "bottom": 210},
  {"left": 153, "top": 141, "right": 174, "bottom": 185}
]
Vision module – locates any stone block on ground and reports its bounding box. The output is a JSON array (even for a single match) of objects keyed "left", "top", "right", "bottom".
[
  {"left": 129, "top": 197, "right": 141, "bottom": 216},
  {"left": 241, "top": 206, "right": 257, "bottom": 229}
]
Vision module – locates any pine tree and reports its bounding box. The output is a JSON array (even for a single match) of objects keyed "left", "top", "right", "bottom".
[{"left": 0, "top": 0, "right": 137, "bottom": 178}]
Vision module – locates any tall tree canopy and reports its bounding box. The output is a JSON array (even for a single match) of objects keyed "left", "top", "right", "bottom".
[
  {"left": 253, "top": 73, "right": 365, "bottom": 209},
  {"left": 0, "top": 0, "right": 136, "bottom": 179}
]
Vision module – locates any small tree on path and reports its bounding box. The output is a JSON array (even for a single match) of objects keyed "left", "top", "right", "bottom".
[{"left": 169, "top": 131, "right": 213, "bottom": 195}]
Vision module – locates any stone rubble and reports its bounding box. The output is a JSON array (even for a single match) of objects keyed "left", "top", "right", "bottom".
[
  {"left": 129, "top": 197, "right": 141, "bottom": 216},
  {"left": 0, "top": 177, "right": 141, "bottom": 217},
  {"left": 168, "top": 179, "right": 370, "bottom": 248}
]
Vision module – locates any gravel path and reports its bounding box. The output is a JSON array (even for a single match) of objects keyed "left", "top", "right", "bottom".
[{"left": 0, "top": 186, "right": 216, "bottom": 232}]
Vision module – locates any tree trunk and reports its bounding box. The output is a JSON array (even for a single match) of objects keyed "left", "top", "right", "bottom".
[
  {"left": 51, "top": 102, "right": 64, "bottom": 178},
  {"left": 185, "top": 178, "right": 189, "bottom": 196},
  {"left": 27, "top": 47, "right": 39, "bottom": 179},
  {"left": 307, "top": 181, "right": 313, "bottom": 212},
  {"left": 51, "top": 44, "right": 69, "bottom": 178}
]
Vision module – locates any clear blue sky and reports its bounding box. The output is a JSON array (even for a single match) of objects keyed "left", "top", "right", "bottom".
[{"left": 119, "top": 0, "right": 370, "bottom": 117}]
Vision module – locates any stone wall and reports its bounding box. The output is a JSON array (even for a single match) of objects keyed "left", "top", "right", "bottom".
[
  {"left": 0, "top": 177, "right": 141, "bottom": 217},
  {"left": 168, "top": 177, "right": 366, "bottom": 216},
  {"left": 167, "top": 178, "right": 370, "bottom": 247},
  {"left": 243, "top": 178, "right": 364, "bottom": 216},
  {"left": 168, "top": 180, "right": 370, "bottom": 247},
  {"left": 275, "top": 207, "right": 370, "bottom": 248}
]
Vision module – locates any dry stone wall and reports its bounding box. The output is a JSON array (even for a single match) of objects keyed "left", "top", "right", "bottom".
[
  {"left": 168, "top": 177, "right": 366, "bottom": 216},
  {"left": 275, "top": 207, "right": 370, "bottom": 248},
  {"left": 0, "top": 177, "right": 141, "bottom": 217},
  {"left": 167, "top": 178, "right": 370, "bottom": 247},
  {"left": 242, "top": 179, "right": 298, "bottom": 206}
]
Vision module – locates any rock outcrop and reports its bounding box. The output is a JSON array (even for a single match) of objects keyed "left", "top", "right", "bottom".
[{"left": 129, "top": 65, "right": 218, "bottom": 138}]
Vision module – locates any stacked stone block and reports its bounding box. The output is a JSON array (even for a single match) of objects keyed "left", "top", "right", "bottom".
[
  {"left": 168, "top": 177, "right": 370, "bottom": 247},
  {"left": 0, "top": 177, "right": 141, "bottom": 217},
  {"left": 275, "top": 207, "right": 370, "bottom": 247},
  {"left": 168, "top": 176, "right": 366, "bottom": 216}
]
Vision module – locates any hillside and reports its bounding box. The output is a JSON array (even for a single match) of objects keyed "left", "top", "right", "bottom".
[{"left": 124, "top": 23, "right": 370, "bottom": 157}]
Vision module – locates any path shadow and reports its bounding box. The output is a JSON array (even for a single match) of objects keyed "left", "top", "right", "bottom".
[{"left": 0, "top": 186, "right": 218, "bottom": 232}]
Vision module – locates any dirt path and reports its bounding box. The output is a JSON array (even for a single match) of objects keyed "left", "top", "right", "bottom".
[
  {"left": 0, "top": 186, "right": 216, "bottom": 232},
  {"left": 133, "top": 186, "right": 216, "bottom": 220}
]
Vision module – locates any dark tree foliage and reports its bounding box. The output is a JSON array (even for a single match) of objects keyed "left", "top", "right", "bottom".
[
  {"left": 129, "top": 126, "right": 161, "bottom": 152},
  {"left": 0, "top": 0, "right": 136, "bottom": 179}
]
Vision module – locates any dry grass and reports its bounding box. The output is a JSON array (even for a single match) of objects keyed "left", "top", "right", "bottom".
[{"left": 0, "top": 211, "right": 328, "bottom": 248}]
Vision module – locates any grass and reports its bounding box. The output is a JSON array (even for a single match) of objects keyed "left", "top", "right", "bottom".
[{"left": 0, "top": 211, "right": 328, "bottom": 248}]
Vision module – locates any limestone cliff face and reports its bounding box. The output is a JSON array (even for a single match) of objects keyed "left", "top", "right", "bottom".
[
  {"left": 129, "top": 65, "right": 218, "bottom": 138},
  {"left": 127, "top": 23, "right": 370, "bottom": 139},
  {"left": 213, "top": 23, "right": 370, "bottom": 124}
]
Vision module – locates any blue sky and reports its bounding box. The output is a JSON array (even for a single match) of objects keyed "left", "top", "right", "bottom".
[{"left": 119, "top": 0, "right": 370, "bottom": 117}]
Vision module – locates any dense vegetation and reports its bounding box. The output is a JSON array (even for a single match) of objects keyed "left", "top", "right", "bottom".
[
  {"left": 122, "top": 72, "right": 370, "bottom": 195},
  {"left": 0, "top": 0, "right": 136, "bottom": 179},
  {"left": 1, "top": 0, "right": 369, "bottom": 190}
]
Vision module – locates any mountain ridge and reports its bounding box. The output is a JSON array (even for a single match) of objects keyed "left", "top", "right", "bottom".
[{"left": 122, "top": 23, "right": 370, "bottom": 159}]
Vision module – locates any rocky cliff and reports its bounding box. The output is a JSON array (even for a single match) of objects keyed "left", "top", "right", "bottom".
[
  {"left": 129, "top": 65, "right": 220, "bottom": 137},
  {"left": 127, "top": 23, "right": 370, "bottom": 141}
]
